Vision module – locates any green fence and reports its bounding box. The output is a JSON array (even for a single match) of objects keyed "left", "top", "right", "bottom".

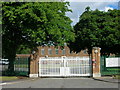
[
  {"left": 100, "top": 56, "right": 120, "bottom": 75},
  {"left": 14, "top": 57, "right": 30, "bottom": 76}
]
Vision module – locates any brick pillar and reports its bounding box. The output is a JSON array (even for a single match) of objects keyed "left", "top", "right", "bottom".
[
  {"left": 92, "top": 47, "right": 101, "bottom": 77},
  {"left": 29, "top": 51, "right": 39, "bottom": 78}
]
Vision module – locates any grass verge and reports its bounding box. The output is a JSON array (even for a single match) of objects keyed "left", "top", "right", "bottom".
[
  {"left": 114, "top": 75, "right": 120, "bottom": 79},
  {"left": 0, "top": 76, "right": 28, "bottom": 82}
]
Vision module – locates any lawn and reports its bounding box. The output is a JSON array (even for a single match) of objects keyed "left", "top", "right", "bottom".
[
  {"left": 0, "top": 76, "right": 28, "bottom": 82},
  {"left": 114, "top": 75, "right": 120, "bottom": 79},
  {"left": 0, "top": 76, "right": 18, "bottom": 82}
]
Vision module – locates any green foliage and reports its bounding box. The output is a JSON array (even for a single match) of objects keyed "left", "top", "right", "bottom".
[
  {"left": 69, "top": 7, "right": 120, "bottom": 55},
  {"left": 16, "top": 45, "right": 31, "bottom": 54},
  {"left": 2, "top": 2, "right": 74, "bottom": 71}
]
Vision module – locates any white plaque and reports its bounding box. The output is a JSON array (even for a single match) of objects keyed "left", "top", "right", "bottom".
[{"left": 106, "top": 58, "right": 120, "bottom": 67}]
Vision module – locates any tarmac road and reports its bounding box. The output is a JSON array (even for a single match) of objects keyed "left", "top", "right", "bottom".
[{"left": 1, "top": 77, "right": 119, "bottom": 88}]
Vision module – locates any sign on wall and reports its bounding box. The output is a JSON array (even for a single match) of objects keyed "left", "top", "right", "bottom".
[{"left": 106, "top": 58, "right": 120, "bottom": 67}]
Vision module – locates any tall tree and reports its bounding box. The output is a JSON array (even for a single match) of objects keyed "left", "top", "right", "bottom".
[
  {"left": 2, "top": 2, "right": 75, "bottom": 72},
  {"left": 69, "top": 7, "right": 120, "bottom": 55}
]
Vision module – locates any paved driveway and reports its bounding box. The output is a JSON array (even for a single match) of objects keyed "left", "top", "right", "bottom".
[{"left": 2, "top": 78, "right": 119, "bottom": 88}]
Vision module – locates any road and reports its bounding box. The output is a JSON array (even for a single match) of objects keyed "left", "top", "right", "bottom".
[{"left": 1, "top": 78, "right": 119, "bottom": 88}]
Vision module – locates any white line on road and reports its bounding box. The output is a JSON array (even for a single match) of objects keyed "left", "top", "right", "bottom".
[
  {"left": 0, "top": 83, "right": 7, "bottom": 86},
  {"left": 0, "top": 78, "right": 39, "bottom": 86}
]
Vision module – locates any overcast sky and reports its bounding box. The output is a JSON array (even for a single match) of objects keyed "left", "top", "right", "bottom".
[{"left": 65, "top": 0, "right": 119, "bottom": 26}]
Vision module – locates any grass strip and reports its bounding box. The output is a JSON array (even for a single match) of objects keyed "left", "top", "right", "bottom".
[{"left": 0, "top": 76, "right": 19, "bottom": 82}]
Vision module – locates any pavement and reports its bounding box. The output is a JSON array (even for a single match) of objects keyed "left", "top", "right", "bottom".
[
  {"left": 92, "top": 77, "right": 120, "bottom": 83},
  {"left": 0, "top": 77, "right": 119, "bottom": 88}
]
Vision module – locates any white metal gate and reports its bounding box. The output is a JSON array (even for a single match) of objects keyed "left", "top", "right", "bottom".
[{"left": 39, "top": 56, "right": 91, "bottom": 77}]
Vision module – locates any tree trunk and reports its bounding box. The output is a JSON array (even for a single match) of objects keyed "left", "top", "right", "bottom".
[
  {"left": 8, "top": 56, "right": 16, "bottom": 72},
  {"left": 6, "top": 48, "right": 17, "bottom": 74}
]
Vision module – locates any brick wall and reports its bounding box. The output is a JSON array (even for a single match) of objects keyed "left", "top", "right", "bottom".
[{"left": 38, "top": 46, "right": 89, "bottom": 57}]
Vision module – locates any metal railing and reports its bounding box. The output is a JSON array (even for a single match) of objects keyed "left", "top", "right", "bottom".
[
  {"left": 39, "top": 56, "right": 92, "bottom": 77},
  {"left": 14, "top": 57, "right": 30, "bottom": 76},
  {"left": 100, "top": 56, "right": 120, "bottom": 75},
  {"left": 1, "top": 58, "right": 30, "bottom": 76}
]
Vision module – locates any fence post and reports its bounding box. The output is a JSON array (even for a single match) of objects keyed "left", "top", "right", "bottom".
[{"left": 92, "top": 47, "right": 101, "bottom": 77}]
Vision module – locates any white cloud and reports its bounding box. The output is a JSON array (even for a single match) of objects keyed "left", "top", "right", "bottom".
[
  {"left": 65, "top": 0, "right": 119, "bottom": 2},
  {"left": 104, "top": 7, "right": 114, "bottom": 12},
  {"left": 66, "top": 2, "right": 118, "bottom": 26}
]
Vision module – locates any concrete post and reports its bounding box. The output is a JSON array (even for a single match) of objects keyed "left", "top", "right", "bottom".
[{"left": 92, "top": 47, "right": 101, "bottom": 77}]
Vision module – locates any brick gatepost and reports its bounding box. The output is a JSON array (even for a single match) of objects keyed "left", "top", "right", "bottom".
[
  {"left": 29, "top": 49, "right": 39, "bottom": 78},
  {"left": 92, "top": 47, "right": 101, "bottom": 77}
]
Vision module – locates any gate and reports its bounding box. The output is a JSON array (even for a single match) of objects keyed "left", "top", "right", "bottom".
[
  {"left": 14, "top": 57, "right": 30, "bottom": 76},
  {"left": 39, "top": 56, "right": 91, "bottom": 77}
]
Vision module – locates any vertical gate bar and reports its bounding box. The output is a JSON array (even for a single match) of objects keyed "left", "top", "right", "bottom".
[
  {"left": 45, "top": 59, "right": 46, "bottom": 76},
  {"left": 40, "top": 58, "right": 41, "bottom": 76},
  {"left": 51, "top": 58, "right": 52, "bottom": 76},
  {"left": 54, "top": 58, "right": 55, "bottom": 75},
  {"left": 73, "top": 58, "right": 74, "bottom": 74},
  {"left": 44, "top": 59, "right": 45, "bottom": 76},
  {"left": 49, "top": 58, "right": 50, "bottom": 76},
  {"left": 88, "top": 59, "right": 89, "bottom": 74},
  {"left": 21, "top": 58, "right": 22, "bottom": 72},
  {"left": 85, "top": 58, "right": 86, "bottom": 74},
  {"left": 38, "top": 58, "right": 41, "bottom": 76},
  {"left": 50, "top": 58, "right": 51, "bottom": 76},
  {"left": 43, "top": 59, "right": 44, "bottom": 76},
  {"left": 39, "top": 58, "right": 43, "bottom": 76},
  {"left": 78, "top": 58, "right": 80, "bottom": 75},
  {"left": 84, "top": 58, "right": 85, "bottom": 74},
  {"left": 64, "top": 57, "right": 65, "bottom": 76},
  {"left": 74, "top": 58, "right": 75, "bottom": 75},
  {"left": 82, "top": 57, "right": 84, "bottom": 75},
  {"left": 89, "top": 58, "right": 90, "bottom": 75},
  {"left": 50, "top": 58, "right": 54, "bottom": 75},
  {"left": 85, "top": 58, "right": 87, "bottom": 74},
  {"left": 47, "top": 58, "right": 48, "bottom": 76},
  {"left": 46, "top": 58, "right": 48, "bottom": 75},
  {"left": 84, "top": 58, "right": 85, "bottom": 75},
  {"left": 53, "top": 58, "right": 54, "bottom": 75},
  {"left": 75, "top": 58, "right": 76, "bottom": 75},
  {"left": 82, "top": 57, "right": 83, "bottom": 75},
  {"left": 78, "top": 59, "right": 79, "bottom": 74},
  {"left": 21, "top": 58, "right": 24, "bottom": 72},
  {"left": 89, "top": 58, "right": 90, "bottom": 74},
  {"left": 52, "top": 58, "right": 53, "bottom": 75},
  {"left": 86, "top": 59, "right": 88, "bottom": 74},
  {"left": 46, "top": 59, "right": 47, "bottom": 76},
  {"left": 39, "top": 59, "right": 41, "bottom": 76},
  {"left": 18, "top": 58, "right": 19, "bottom": 72},
  {"left": 76, "top": 57, "right": 77, "bottom": 74},
  {"left": 80, "top": 59, "right": 81, "bottom": 75},
  {"left": 41, "top": 59, "right": 42, "bottom": 76}
]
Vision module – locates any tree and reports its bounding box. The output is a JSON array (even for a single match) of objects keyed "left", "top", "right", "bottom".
[
  {"left": 16, "top": 45, "right": 31, "bottom": 54},
  {"left": 69, "top": 7, "right": 120, "bottom": 55},
  {"left": 2, "top": 2, "right": 75, "bottom": 72}
]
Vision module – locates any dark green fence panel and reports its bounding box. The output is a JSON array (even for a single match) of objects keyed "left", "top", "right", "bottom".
[
  {"left": 14, "top": 57, "right": 30, "bottom": 76},
  {"left": 100, "top": 56, "right": 120, "bottom": 75}
]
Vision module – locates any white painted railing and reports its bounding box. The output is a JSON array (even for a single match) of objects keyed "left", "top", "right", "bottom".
[{"left": 39, "top": 57, "right": 91, "bottom": 77}]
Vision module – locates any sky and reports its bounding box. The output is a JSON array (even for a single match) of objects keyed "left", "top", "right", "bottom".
[{"left": 65, "top": 0, "right": 119, "bottom": 26}]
